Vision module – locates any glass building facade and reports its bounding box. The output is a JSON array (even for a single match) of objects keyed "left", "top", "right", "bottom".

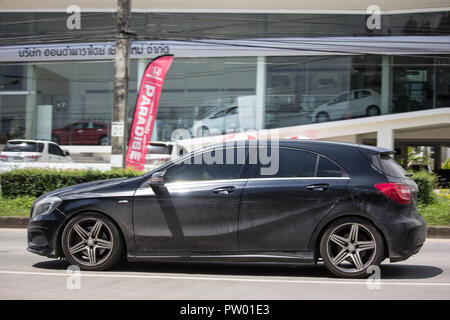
[{"left": 0, "top": 11, "right": 449, "bottom": 145}]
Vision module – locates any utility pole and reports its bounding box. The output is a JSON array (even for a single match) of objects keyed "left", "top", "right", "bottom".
[{"left": 111, "top": 0, "right": 131, "bottom": 169}]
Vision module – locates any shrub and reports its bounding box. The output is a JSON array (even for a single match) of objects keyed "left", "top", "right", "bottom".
[
  {"left": 412, "top": 170, "right": 438, "bottom": 205},
  {"left": 0, "top": 168, "right": 143, "bottom": 198},
  {"left": 443, "top": 158, "right": 450, "bottom": 170}
]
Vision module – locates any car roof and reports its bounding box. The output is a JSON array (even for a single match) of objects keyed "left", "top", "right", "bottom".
[{"left": 204, "top": 139, "right": 391, "bottom": 153}]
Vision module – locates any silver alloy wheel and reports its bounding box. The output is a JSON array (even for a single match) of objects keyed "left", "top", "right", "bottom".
[
  {"left": 367, "top": 106, "right": 380, "bottom": 116},
  {"left": 67, "top": 218, "right": 114, "bottom": 267},
  {"left": 316, "top": 112, "right": 330, "bottom": 122},
  {"left": 326, "top": 222, "right": 377, "bottom": 273},
  {"left": 99, "top": 136, "right": 109, "bottom": 146}
]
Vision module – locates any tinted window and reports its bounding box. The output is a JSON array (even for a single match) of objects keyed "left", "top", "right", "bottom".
[
  {"left": 250, "top": 148, "right": 317, "bottom": 178},
  {"left": 317, "top": 156, "right": 345, "bottom": 177},
  {"left": 3, "top": 141, "right": 43, "bottom": 153},
  {"left": 354, "top": 90, "right": 371, "bottom": 99},
  {"left": 211, "top": 109, "right": 228, "bottom": 118},
  {"left": 92, "top": 123, "right": 105, "bottom": 129},
  {"left": 372, "top": 154, "right": 407, "bottom": 178},
  {"left": 71, "top": 123, "right": 84, "bottom": 130},
  {"left": 148, "top": 144, "right": 172, "bottom": 155},
  {"left": 48, "top": 144, "right": 65, "bottom": 156},
  {"left": 165, "top": 148, "right": 245, "bottom": 183}
]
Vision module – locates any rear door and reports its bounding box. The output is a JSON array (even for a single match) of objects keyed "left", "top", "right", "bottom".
[{"left": 238, "top": 147, "right": 349, "bottom": 252}]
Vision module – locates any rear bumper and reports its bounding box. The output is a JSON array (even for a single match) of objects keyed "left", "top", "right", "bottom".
[{"left": 386, "top": 215, "right": 427, "bottom": 262}]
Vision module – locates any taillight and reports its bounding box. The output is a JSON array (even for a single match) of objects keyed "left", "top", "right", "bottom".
[
  {"left": 0, "top": 155, "right": 8, "bottom": 161},
  {"left": 375, "top": 183, "right": 411, "bottom": 204},
  {"left": 25, "top": 155, "right": 41, "bottom": 162}
]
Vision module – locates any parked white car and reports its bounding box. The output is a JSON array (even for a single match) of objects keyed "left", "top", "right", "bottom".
[
  {"left": 0, "top": 139, "right": 72, "bottom": 163},
  {"left": 309, "top": 89, "right": 381, "bottom": 123},
  {"left": 144, "top": 141, "right": 188, "bottom": 171},
  {"left": 192, "top": 105, "right": 241, "bottom": 137}
]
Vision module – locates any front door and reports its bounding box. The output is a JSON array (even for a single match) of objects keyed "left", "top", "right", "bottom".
[{"left": 133, "top": 146, "right": 247, "bottom": 253}]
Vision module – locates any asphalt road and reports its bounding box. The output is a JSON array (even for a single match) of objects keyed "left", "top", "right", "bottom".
[{"left": 0, "top": 228, "right": 449, "bottom": 300}]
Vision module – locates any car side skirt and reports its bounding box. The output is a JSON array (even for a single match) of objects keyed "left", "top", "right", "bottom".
[{"left": 127, "top": 251, "right": 315, "bottom": 263}]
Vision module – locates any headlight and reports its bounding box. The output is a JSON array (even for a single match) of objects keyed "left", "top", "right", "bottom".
[{"left": 31, "top": 196, "right": 62, "bottom": 219}]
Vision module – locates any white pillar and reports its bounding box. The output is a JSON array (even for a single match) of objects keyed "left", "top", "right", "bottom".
[
  {"left": 255, "top": 56, "right": 266, "bottom": 130},
  {"left": 137, "top": 58, "right": 146, "bottom": 89},
  {"left": 377, "top": 127, "right": 394, "bottom": 150},
  {"left": 25, "top": 64, "right": 36, "bottom": 139},
  {"left": 381, "top": 55, "right": 392, "bottom": 115}
]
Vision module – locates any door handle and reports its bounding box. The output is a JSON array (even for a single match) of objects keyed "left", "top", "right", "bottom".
[
  {"left": 212, "top": 186, "right": 236, "bottom": 194},
  {"left": 306, "top": 183, "right": 330, "bottom": 191}
]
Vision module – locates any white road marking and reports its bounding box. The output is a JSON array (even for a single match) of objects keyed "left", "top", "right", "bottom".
[{"left": 0, "top": 270, "right": 449, "bottom": 287}]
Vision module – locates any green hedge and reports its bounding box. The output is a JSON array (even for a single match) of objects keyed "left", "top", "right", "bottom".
[
  {"left": 412, "top": 170, "right": 438, "bottom": 205},
  {"left": 0, "top": 168, "right": 144, "bottom": 198}
]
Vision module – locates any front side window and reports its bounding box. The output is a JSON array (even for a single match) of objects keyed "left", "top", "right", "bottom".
[
  {"left": 164, "top": 148, "right": 245, "bottom": 183},
  {"left": 48, "top": 144, "right": 64, "bottom": 156}
]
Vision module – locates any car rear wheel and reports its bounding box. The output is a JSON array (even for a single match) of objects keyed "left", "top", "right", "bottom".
[
  {"left": 99, "top": 136, "right": 110, "bottom": 146},
  {"left": 320, "top": 217, "right": 385, "bottom": 278},
  {"left": 316, "top": 112, "right": 330, "bottom": 123},
  {"left": 61, "top": 213, "right": 123, "bottom": 271},
  {"left": 366, "top": 105, "right": 380, "bottom": 117}
]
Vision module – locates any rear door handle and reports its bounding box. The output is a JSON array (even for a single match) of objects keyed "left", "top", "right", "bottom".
[
  {"left": 212, "top": 186, "right": 236, "bottom": 194},
  {"left": 306, "top": 183, "right": 330, "bottom": 191}
]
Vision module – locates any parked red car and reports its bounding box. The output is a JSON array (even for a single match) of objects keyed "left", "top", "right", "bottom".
[{"left": 52, "top": 121, "right": 110, "bottom": 145}]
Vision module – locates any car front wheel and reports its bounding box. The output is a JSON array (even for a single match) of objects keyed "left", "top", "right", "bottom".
[
  {"left": 61, "top": 213, "right": 123, "bottom": 271},
  {"left": 320, "top": 217, "right": 385, "bottom": 278}
]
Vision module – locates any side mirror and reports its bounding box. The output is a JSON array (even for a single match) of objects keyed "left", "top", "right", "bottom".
[
  {"left": 150, "top": 171, "right": 166, "bottom": 188},
  {"left": 64, "top": 151, "right": 70, "bottom": 156}
]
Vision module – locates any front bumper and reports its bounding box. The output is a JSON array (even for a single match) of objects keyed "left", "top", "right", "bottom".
[
  {"left": 27, "top": 209, "right": 66, "bottom": 258},
  {"left": 386, "top": 214, "right": 427, "bottom": 263}
]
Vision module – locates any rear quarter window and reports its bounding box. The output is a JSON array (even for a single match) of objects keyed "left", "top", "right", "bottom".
[
  {"left": 317, "top": 156, "right": 346, "bottom": 177},
  {"left": 372, "top": 154, "right": 407, "bottom": 177}
]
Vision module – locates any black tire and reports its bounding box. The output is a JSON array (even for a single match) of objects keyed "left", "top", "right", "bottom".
[
  {"left": 366, "top": 105, "right": 380, "bottom": 117},
  {"left": 98, "top": 136, "right": 109, "bottom": 146},
  {"left": 61, "top": 212, "right": 123, "bottom": 271},
  {"left": 316, "top": 112, "right": 330, "bottom": 123},
  {"left": 319, "top": 217, "right": 385, "bottom": 278}
]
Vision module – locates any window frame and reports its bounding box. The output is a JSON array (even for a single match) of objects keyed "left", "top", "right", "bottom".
[
  {"left": 162, "top": 146, "right": 249, "bottom": 184},
  {"left": 247, "top": 146, "right": 348, "bottom": 179}
]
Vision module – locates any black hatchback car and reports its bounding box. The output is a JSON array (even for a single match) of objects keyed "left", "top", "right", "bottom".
[{"left": 27, "top": 140, "right": 426, "bottom": 278}]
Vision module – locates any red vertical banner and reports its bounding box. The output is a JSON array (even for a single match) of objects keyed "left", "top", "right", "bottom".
[{"left": 126, "top": 54, "right": 174, "bottom": 170}]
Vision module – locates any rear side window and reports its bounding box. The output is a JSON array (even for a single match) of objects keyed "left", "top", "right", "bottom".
[
  {"left": 148, "top": 144, "right": 172, "bottom": 155},
  {"left": 3, "top": 141, "right": 44, "bottom": 153},
  {"left": 250, "top": 148, "right": 317, "bottom": 178},
  {"left": 372, "top": 154, "right": 407, "bottom": 177},
  {"left": 317, "top": 156, "right": 346, "bottom": 177}
]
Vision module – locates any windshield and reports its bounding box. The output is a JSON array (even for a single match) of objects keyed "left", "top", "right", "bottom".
[
  {"left": 3, "top": 141, "right": 44, "bottom": 153},
  {"left": 148, "top": 144, "right": 172, "bottom": 155}
]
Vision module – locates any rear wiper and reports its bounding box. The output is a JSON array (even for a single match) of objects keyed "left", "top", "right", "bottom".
[{"left": 405, "top": 173, "right": 413, "bottom": 177}]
